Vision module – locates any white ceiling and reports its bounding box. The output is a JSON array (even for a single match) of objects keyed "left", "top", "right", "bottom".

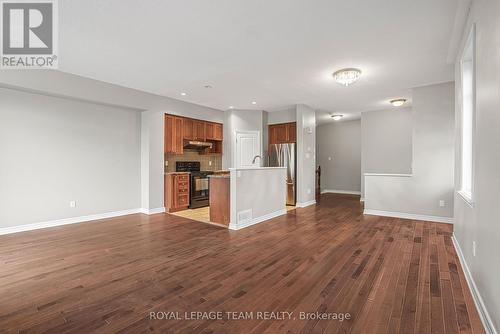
[{"left": 59, "top": 0, "right": 458, "bottom": 119}]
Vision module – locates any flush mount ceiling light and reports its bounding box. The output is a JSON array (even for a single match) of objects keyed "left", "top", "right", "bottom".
[
  {"left": 204, "top": 85, "right": 213, "bottom": 89},
  {"left": 180, "top": 92, "right": 187, "bottom": 96},
  {"left": 331, "top": 114, "right": 343, "bottom": 121},
  {"left": 332, "top": 68, "right": 362, "bottom": 86},
  {"left": 390, "top": 98, "right": 407, "bottom": 107},
  {"left": 252, "top": 101, "right": 257, "bottom": 105},
  {"left": 229, "top": 106, "right": 234, "bottom": 109}
]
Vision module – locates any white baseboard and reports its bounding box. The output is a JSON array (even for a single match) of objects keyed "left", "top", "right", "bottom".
[
  {"left": 0, "top": 206, "right": 168, "bottom": 236},
  {"left": 229, "top": 209, "right": 287, "bottom": 230},
  {"left": 140, "top": 207, "right": 166, "bottom": 215},
  {"left": 452, "top": 234, "right": 496, "bottom": 334},
  {"left": 0, "top": 208, "right": 143, "bottom": 236},
  {"left": 321, "top": 189, "right": 361, "bottom": 195},
  {"left": 296, "top": 200, "right": 316, "bottom": 208},
  {"left": 363, "top": 209, "right": 454, "bottom": 224}
]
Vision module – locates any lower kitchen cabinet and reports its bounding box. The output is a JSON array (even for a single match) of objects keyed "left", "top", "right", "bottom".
[{"left": 165, "top": 173, "right": 190, "bottom": 212}]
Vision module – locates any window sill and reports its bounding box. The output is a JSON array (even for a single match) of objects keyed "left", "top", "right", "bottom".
[{"left": 457, "top": 190, "right": 475, "bottom": 208}]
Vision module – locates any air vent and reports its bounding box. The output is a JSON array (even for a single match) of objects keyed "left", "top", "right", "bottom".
[{"left": 238, "top": 209, "right": 253, "bottom": 224}]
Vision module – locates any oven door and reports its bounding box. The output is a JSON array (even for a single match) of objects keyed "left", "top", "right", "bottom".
[{"left": 190, "top": 174, "right": 210, "bottom": 208}]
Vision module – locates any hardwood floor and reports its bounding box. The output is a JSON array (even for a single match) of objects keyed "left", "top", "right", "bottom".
[{"left": 0, "top": 194, "right": 484, "bottom": 334}]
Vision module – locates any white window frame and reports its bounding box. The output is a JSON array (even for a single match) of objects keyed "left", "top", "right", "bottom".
[{"left": 458, "top": 24, "right": 476, "bottom": 206}]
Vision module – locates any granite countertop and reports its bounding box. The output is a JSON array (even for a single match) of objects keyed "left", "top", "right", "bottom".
[
  {"left": 208, "top": 174, "right": 230, "bottom": 178},
  {"left": 164, "top": 172, "right": 190, "bottom": 175}
]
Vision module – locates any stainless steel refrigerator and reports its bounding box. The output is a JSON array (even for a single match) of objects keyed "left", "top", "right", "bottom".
[{"left": 269, "top": 143, "right": 296, "bottom": 206}]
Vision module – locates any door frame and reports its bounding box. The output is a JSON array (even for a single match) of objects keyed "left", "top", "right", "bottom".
[{"left": 233, "top": 130, "right": 261, "bottom": 168}]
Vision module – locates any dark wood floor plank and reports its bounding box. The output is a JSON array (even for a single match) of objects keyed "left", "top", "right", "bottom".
[{"left": 0, "top": 194, "right": 485, "bottom": 334}]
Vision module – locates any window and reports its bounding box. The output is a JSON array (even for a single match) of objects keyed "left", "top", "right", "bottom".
[{"left": 459, "top": 26, "right": 475, "bottom": 203}]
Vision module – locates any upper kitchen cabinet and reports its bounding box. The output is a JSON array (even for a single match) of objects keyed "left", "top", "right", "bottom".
[
  {"left": 205, "top": 122, "right": 215, "bottom": 140},
  {"left": 183, "top": 118, "right": 194, "bottom": 140},
  {"left": 214, "top": 123, "right": 223, "bottom": 141},
  {"left": 269, "top": 122, "right": 296, "bottom": 145},
  {"left": 206, "top": 122, "right": 223, "bottom": 141},
  {"left": 287, "top": 122, "right": 296, "bottom": 142},
  {"left": 193, "top": 120, "right": 206, "bottom": 141},
  {"left": 165, "top": 115, "right": 184, "bottom": 154}
]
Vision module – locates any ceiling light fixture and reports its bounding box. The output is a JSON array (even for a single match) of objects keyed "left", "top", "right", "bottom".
[
  {"left": 181, "top": 92, "right": 187, "bottom": 96},
  {"left": 332, "top": 68, "right": 362, "bottom": 86},
  {"left": 229, "top": 106, "right": 234, "bottom": 109},
  {"left": 390, "top": 98, "right": 407, "bottom": 107},
  {"left": 204, "top": 85, "right": 213, "bottom": 89},
  {"left": 252, "top": 101, "right": 257, "bottom": 105},
  {"left": 331, "top": 114, "right": 343, "bottom": 121}
]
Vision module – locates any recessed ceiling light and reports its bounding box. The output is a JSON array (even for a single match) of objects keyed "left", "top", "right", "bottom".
[
  {"left": 390, "top": 98, "right": 407, "bottom": 107},
  {"left": 181, "top": 92, "right": 187, "bottom": 96},
  {"left": 331, "top": 114, "right": 343, "bottom": 121},
  {"left": 332, "top": 68, "right": 362, "bottom": 86},
  {"left": 229, "top": 106, "right": 234, "bottom": 109},
  {"left": 252, "top": 101, "right": 257, "bottom": 105}
]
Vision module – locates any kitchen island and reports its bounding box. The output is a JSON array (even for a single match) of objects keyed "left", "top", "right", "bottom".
[{"left": 208, "top": 167, "right": 287, "bottom": 230}]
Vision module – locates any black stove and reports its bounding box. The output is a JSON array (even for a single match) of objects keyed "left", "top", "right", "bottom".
[{"left": 176, "top": 161, "right": 213, "bottom": 208}]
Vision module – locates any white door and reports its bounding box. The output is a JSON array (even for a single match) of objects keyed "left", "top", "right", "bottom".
[{"left": 235, "top": 131, "right": 261, "bottom": 168}]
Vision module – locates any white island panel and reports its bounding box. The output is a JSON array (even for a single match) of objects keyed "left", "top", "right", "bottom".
[{"left": 229, "top": 167, "right": 286, "bottom": 230}]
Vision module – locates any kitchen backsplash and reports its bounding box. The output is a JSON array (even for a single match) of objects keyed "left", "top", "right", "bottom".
[{"left": 165, "top": 150, "right": 222, "bottom": 172}]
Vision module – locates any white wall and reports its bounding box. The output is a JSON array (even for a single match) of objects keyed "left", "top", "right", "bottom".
[
  {"left": 364, "top": 82, "right": 455, "bottom": 219},
  {"left": 222, "top": 109, "right": 266, "bottom": 169},
  {"left": 0, "top": 87, "right": 141, "bottom": 228},
  {"left": 267, "top": 108, "right": 296, "bottom": 124},
  {"left": 296, "top": 104, "right": 316, "bottom": 206},
  {"left": 361, "top": 108, "right": 413, "bottom": 197},
  {"left": 317, "top": 120, "right": 361, "bottom": 193},
  {"left": 0, "top": 71, "right": 225, "bottom": 219},
  {"left": 453, "top": 0, "right": 500, "bottom": 331}
]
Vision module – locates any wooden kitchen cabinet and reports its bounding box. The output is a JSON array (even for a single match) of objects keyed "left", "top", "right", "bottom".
[
  {"left": 193, "top": 120, "right": 206, "bottom": 141},
  {"left": 269, "top": 122, "right": 296, "bottom": 145},
  {"left": 165, "top": 173, "right": 190, "bottom": 212},
  {"left": 205, "top": 122, "right": 215, "bottom": 140},
  {"left": 287, "top": 122, "right": 296, "bottom": 142},
  {"left": 205, "top": 122, "right": 223, "bottom": 141},
  {"left": 213, "top": 123, "right": 223, "bottom": 141},
  {"left": 183, "top": 118, "right": 194, "bottom": 140},
  {"left": 165, "top": 115, "right": 184, "bottom": 154},
  {"left": 165, "top": 114, "right": 223, "bottom": 155}
]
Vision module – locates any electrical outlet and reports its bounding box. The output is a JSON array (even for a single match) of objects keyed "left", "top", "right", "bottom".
[
  {"left": 439, "top": 200, "right": 445, "bottom": 207},
  {"left": 472, "top": 241, "right": 476, "bottom": 257},
  {"left": 165, "top": 160, "right": 169, "bottom": 167},
  {"left": 209, "top": 161, "right": 212, "bottom": 166},
  {"left": 69, "top": 201, "right": 76, "bottom": 208}
]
